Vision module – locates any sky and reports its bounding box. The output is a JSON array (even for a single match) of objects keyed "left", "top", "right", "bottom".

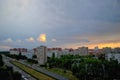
[{"left": 0, "top": 0, "right": 120, "bottom": 51}]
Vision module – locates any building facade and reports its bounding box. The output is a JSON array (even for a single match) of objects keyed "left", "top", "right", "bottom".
[
  {"left": 10, "top": 48, "right": 27, "bottom": 55},
  {"left": 105, "top": 53, "right": 120, "bottom": 63},
  {"left": 114, "top": 47, "right": 120, "bottom": 53},
  {"left": 35, "top": 46, "right": 47, "bottom": 65},
  {"left": 9, "top": 48, "right": 35, "bottom": 59},
  {"left": 103, "top": 47, "right": 112, "bottom": 54},
  {"left": 47, "top": 48, "right": 62, "bottom": 58},
  {"left": 78, "top": 47, "right": 88, "bottom": 55}
]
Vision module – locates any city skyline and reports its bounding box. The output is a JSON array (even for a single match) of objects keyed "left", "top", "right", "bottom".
[{"left": 0, "top": 0, "right": 120, "bottom": 51}]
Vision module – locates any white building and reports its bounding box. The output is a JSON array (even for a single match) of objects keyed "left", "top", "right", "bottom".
[
  {"left": 62, "top": 48, "right": 74, "bottom": 55},
  {"left": 9, "top": 48, "right": 34, "bottom": 59},
  {"left": 10, "top": 48, "right": 27, "bottom": 55},
  {"left": 35, "top": 46, "right": 47, "bottom": 65},
  {"left": 114, "top": 47, "right": 120, "bottom": 53},
  {"left": 103, "top": 47, "right": 112, "bottom": 54},
  {"left": 60, "top": 47, "right": 88, "bottom": 56},
  {"left": 24, "top": 49, "right": 34, "bottom": 59},
  {"left": 47, "top": 48, "right": 62, "bottom": 58},
  {"left": 10, "top": 48, "right": 19, "bottom": 55},
  {"left": 77, "top": 47, "right": 88, "bottom": 55},
  {"left": 105, "top": 53, "right": 120, "bottom": 63}
]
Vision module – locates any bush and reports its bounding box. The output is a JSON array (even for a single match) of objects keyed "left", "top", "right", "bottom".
[{"left": 27, "top": 58, "right": 38, "bottom": 64}]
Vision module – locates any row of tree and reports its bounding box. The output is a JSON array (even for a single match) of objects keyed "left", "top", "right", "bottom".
[
  {"left": 71, "top": 58, "right": 120, "bottom": 80},
  {"left": 5, "top": 52, "right": 27, "bottom": 60},
  {"left": 6, "top": 53, "right": 38, "bottom": 64},
  {"left": 27, "top": 58, "right": 38, "bottom": 64},
  {"left": 47, "top": 54, "right": 120, "bottom": 80}
]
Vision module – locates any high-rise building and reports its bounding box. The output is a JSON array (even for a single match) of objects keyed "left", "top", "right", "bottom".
[{"left": 35, "top": 46, "right": 47, "bottom": 65}]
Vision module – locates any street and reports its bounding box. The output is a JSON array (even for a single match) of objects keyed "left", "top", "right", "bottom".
[
  {"left": 19, "top": 60, "right": 69, "bottom": 80},
  {"left": 2, "top": 55, "right": 36, "bottom": 80},
  {"left": 2, "top": 55, "right": 69, "bottom": 80}
]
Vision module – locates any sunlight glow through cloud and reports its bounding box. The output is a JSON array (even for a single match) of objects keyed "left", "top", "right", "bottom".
[{"left": 37, "top": 34, "right": 46, "bottom": 42}]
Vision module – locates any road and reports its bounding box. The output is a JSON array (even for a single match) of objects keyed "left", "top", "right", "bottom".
[
  {"left": 2, "top": 55, "right": 69, "bottom": 80},
  {"left": 2, "top": 55, "right": 36, "bottom": 80},
  {"left": 19, "top": 60, "right": 69, "bottom": 80}
]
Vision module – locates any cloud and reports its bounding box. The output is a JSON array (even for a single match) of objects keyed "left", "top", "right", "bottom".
[
  {"left": 37, "top": 34, "right": 46, "bottom": 42},
  {"left": 84, "top": 42, "right": 120, "bottom": 49},
  {"left": 51, "top": 39, "right": 57, "bottom": 42},
  {"left": 0, "top": 46, "right": 11, "bottom": 51},
  {"left": 26, "top": 37, "right": 35, "bottom": 42},
  {"left": 0, "top": 0, "right": 120, "bottom": 50},
  {"left": 16, "top": 40, "right": 22, "bottom": 43},
  {"left": 4, "top": 38, "right": 13, "bottom": 43}
]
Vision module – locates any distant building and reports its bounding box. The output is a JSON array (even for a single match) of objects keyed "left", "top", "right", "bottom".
[
  {"left": 103, "top": 47, "right": 112, "bottom": 54},
  {"left": 88, "top": 47, "right": 103, "bottom": 55},
  {"left": 61, "top": 48, "right": 75, "bottom": 55},
  {"left": 114, "top": 47, "right": 120, "bottom": 53},
  {"left": 94, "top": 46, "right": 99, "bottom": 54},
  {"left": 10, "top": 48, "right": 27, "bottom": 55},
  {"left": 25, "top": 49, "right": 34, "bottom": 59},
  {"left": 9, "top": 48, "right": 34, "bottom": 59},
  {"left": 77, "top": 47, "right": 88, "bottom": 55},
  {"left": 10, "top": 48, "right": 19, "bottom": 55},
  {"left": 105, "top": 53, "right": 120, "bottom": 63},
  {"left": 47, "top": 48, "right": 62, "bottom": 58},
  {"left": 89, "top": 49, "right": 95, "bottom": 55},
  {"left": 61, "top": 47, "right": 88, "bottom": 56},
  {"left": 94, "top": 46, "right": 99, "bottom": 51},
  {"left": 35, "top": 46, "right": 47, "bottom": 65}
]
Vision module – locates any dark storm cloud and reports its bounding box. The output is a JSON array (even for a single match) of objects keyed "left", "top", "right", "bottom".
[{"left": 0, "top": 0, "right": 120, "bottom": 50}]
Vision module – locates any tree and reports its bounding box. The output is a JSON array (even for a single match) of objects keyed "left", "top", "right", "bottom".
[
  {"left": 32, "top": 55, "right": 37, "bottom": 59},
  {"left": 18, "top": 52, "right": 22, "bottom": 57},
  {"left": 0, "top": 55, "right": 4, "bottom": 67},
  {"left": 52, "top": 52, "right": 55, "bottom": 58}
]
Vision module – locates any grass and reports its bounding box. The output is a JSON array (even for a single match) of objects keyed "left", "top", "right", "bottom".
[
  {"left": 45, "top": 68, "right": 78, "bottom": 80},
  {"left": 11, "top": 61, "right": 55, "bottom": 80},
  {"left": 25, "top": 61, "right": 34, "bottom": 65}
]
